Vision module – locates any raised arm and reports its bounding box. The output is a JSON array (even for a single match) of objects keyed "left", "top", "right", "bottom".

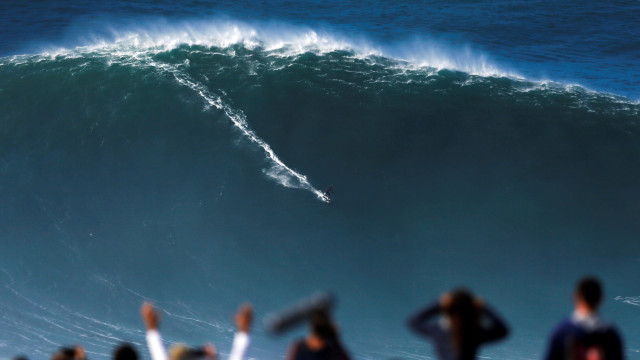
[
  {"left": 407, "top": 301, "right": 441, "bottom": 337},
  {"left": 477, "top": 303, "right": 509, "bottom": 343},
  {"left": 228, "top": 303, "right": 253, "bottom": 360},
  {"left": 141, "top": 302, "right": 168, "bottom": 360}
]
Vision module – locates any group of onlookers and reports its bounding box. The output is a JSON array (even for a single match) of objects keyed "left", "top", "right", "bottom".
[
  {"left": 408, "top": 276, "right": 624, "bottom": 360},
  {"left": 12, "top": 276, "right": 625, "bottom": 360}
]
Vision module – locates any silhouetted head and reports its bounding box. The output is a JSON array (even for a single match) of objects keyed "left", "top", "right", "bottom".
[
  {"left": 13, "top": 356, "right": 29, "bottom": 360},
  {"left": 113, "top": 344, "right": 138, "bottom": 360},
  {"left": 51, "top": 347, "right": 79, "bottom": 360},
  {"left": 310, "top": 309, "right": 338, "bottom": 342},
  {"left": 443, "top": 289, "right": 480, "bottom": 352},
  {"left": 575, "top": 276, "right": 603, "bottom": 312},
  {"left": 169, "top": 344, "right": 213, "bottom": 360}
]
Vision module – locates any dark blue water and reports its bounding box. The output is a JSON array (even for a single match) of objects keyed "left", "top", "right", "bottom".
[
  {"left": 2, "top": 0, "right": 639, "bottom": 98},
  {"left": 1, "top": 1, "right": 639, "bottom": 360}
]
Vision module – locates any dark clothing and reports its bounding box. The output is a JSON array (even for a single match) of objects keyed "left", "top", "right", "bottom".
[
  {"left": 290, "top": 339, "right": 350, "bottom": 360},
  {"left": 324, "top": 186, "right": 334, "bottom": 198},
  {"left": 544, "top": 315, "right": 624, "bottom": 360},
  {"left": 408, "top": 302, "right": 509, "bottom": 360}
]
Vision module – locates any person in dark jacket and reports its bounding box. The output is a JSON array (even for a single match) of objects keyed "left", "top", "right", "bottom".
[
  {"left": 286, "top": 309, "right": 350, "bottom": 360},
  {"left": 543, "top": 276, "right": 625, "bottom": 360},
  {"left": 407, "top": 289, "right": 509, "bottom": 360}
]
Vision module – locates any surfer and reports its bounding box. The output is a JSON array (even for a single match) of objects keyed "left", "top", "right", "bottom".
[{"left": 323, "top": 185, "right": 334, "bottom": 202}]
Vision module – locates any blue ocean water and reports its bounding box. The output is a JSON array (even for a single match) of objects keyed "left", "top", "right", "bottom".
[{"left": 1, "top": 1, "right": 639, "bottom": 360}]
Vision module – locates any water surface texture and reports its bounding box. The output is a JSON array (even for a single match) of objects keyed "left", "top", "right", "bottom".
[{"left": 1, "top": 1, "right": 639, "bottom": 359}]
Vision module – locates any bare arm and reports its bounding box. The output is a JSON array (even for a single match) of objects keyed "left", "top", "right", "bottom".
[
  {"left": 141, "top": 302, "right": 168, "bottom": 360},
  {"left": 228, "top": 303, "right": 253, "bottom": 360},
  {"left": 478, "top": 303, "right": 509, "bottom": 343},
  {"left": 286, "top": 341, "right": 300, "bottom": 360},
  {"left": 407, "top": 301, "right": 441, "bottom": 337}
]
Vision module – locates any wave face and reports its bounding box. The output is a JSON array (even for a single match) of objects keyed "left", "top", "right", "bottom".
[
  {"left": 2, "top": 25, "right": 640, "bottom": 360},
  {"left": 3, "top": 1, "right": 639, "bottom": 99}
]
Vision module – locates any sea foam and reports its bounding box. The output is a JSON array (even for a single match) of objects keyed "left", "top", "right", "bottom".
[
  {"left": 29, "top": 17, "right": 514, "bottom": 78},
  {"left": 143, "top": 57, "right": 328, "bottom": 202}
]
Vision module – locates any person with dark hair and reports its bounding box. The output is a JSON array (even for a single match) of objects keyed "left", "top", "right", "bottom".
[
  {"left": 51, "top": 346, "right": 86, "bottom": 360},
  {"left": 543, "top": 276, "right": 625, "bottom": 360},
  {"left": 141, "top": 302, "right": 252, "bottom": 360},
  {"left": 407, "top": 289, "right": 509, "bottom": 360},
  {"left": 113, "top": 344, "right": 139, "bottom": 360},
  {"left": 286, "top": 309, "right": 350, "bottom": 360}
]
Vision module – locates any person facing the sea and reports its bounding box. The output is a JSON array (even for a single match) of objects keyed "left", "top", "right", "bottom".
[
  {"left": 51, "top": 346, "right": 86, "bottom": 360},
  {"left": 407, "top": 289, "right": 509, "bottom": 360},
  {"left": 286, "top": 309, "right": 350, "bottom": 360},
  {"left": 141, "top": 302, "right": 253, "bottom": 360},
  {"left": 113, "top": 344, "right": 139, "bottom": 360},
  {"left": 543, "top": 276, "right": 625, "bottom": 360}
]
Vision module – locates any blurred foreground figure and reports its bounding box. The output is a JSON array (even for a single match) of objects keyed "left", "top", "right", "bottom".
[
  {"left": 286, "top": 309, "right": 350, "bottom": 360},
  {"left": 51, "top": 346, "right": 86, "bottom": 360},
  {"left": 408, "top": 289, "right": 509, "bottom": 360},
  {"left": 544, "top": 277, "right": 625, "bottom": 360},
  {"left": 113, "top": 343, "right": 139, "bottom": 360},
  {"left": 264, "top": 292, "right": 349, "bottom": 360},
  {"left": 141, "top": 302, "right": 253, "bottom": 360}
]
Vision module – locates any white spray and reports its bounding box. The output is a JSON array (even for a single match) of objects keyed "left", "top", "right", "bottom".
[{"left": 147, "top": 60, "right": 328, "bottom": 202}]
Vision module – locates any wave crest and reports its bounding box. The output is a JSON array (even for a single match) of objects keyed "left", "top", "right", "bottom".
[{"left": 32, "top": 17, "right": 515, "bottom": 78}]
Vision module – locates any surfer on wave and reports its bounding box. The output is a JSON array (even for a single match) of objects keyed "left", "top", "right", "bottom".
[{"left": 323, "top": 185, "right": 334, "bottom": 202}]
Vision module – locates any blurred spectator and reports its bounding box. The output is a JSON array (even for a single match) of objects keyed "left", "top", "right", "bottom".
[
  {"left": 113, "top": 343, "right": 139, "bottom": 360},
  {"left": 286, "top": 308, "right": 350, "bottom": 360},
  {"left": 140, "top": 302, "right": 252, "bottom": 360},
  {"left": 51, "top": 346, "right": 86, "bottom": 360},
  {"left": 408, "top": 288, "right": 509, "bottom": 360},
  {"left": 543, "top": 276, "right": 625, "bottom": 360}
]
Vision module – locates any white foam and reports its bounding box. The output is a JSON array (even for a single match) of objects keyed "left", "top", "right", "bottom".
[
  {"left": 10, "top": 17, "right": 640, "bottom": 105},
  {"left": 10, "top": 27, "right": 339, "bottom": 202},
  {"left": 19, "top": 17, "right": 516, "bottom": 78},
  {"left": 5, "top": 17, "right": 640, "bottom": 103},
  {"left": 387, "top": 38, "right": 519, "bottom": 78},
  {"left": 145, "top": 58, "right": 328, "bottom": 202},
  {"left": 3, "top": 19, "right": 636, "bottom": 200},
  {"left": 614, "top": 295, "right": 640, "bottom": 307},
  {"left": 162, "top": 309, "right": 227, "bottom": 332},
  {"left": 41, "top": 19, "right": 367, "bottom": 61}
]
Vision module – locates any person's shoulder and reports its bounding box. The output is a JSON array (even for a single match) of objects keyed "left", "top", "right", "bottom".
[
  {"left": 552, "top": 317, "right": 574, "bottom": 330},
  {"left": 599, "top": 321, "right": 623, "bottom": 340},
  {"left": 549, "top": 317, "right": 577, "bottom": 339},
  {"left": 288, "top": 338, "right": 308, "bottom": 360},
  {"left": 292, "top": 338, "right": 309, "bottom": 351}
]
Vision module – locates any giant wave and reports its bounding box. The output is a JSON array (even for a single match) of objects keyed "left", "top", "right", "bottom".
[
  {"left": 3, "top": 19, "right": 637, "bottom": 200},
  {"left": 2, "top": 18, "right": 640, "bottom": 360}
]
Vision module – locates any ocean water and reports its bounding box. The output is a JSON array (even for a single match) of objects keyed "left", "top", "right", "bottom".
[{"left": 1, "top": 1, "right": 639, "bottom": 360}]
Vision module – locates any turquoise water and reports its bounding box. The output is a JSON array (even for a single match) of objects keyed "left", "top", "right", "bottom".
[{"left": 1, "top": 2, "right": 639, "bottom": 360}]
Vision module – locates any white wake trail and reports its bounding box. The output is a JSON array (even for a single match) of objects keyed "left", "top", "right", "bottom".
[{"left": 149, "top": 60, "right": 327, "bottom": 202}]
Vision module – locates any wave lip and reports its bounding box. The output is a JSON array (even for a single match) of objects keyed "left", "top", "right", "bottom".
[
  {"left": 25, "top": 17, "right": 521, "bottom": 78},
  {"left": 56, "top": 19, "right": 378, "bottom": 59}
]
